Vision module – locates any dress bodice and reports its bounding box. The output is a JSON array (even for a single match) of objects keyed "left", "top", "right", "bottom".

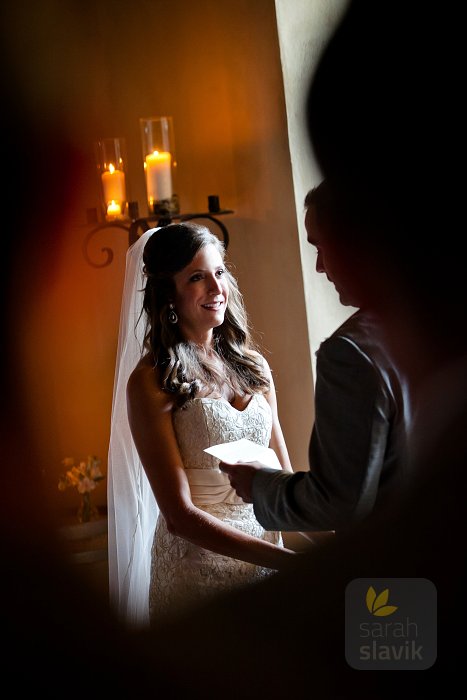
[
  {"left": 150, "top": 391, "right": 281, "bottom": 620},
  {"left": 172, "top": 393, "right": 272, "bottom": 505},
  {"left": 173, "top": 392, "right": 272, "bottom": 468}
]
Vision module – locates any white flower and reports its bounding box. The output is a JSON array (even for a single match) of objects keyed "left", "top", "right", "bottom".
[
  {"left": 78, "top": 476, "right": 97, "bottom": 494},
  {"left": 58, "top": 455, "right": 104, "bottom": 494}
]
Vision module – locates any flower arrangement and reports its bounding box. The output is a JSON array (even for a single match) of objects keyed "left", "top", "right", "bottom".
[{"left": 58, "top": 455, "right": 105, "bottom": 522}]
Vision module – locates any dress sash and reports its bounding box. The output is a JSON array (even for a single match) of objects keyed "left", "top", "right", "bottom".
[{"left": 185, "top": 468, "right": 244, "bottom": 505}]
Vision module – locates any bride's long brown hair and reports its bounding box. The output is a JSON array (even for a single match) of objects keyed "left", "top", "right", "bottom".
[{"left": 141, "top": 222, "right": 269, "bottom": 406}]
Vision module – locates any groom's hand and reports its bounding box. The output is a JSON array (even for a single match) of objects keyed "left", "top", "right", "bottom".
[{"left": 219, "top": 460, "right": 264, "bottom": 503}]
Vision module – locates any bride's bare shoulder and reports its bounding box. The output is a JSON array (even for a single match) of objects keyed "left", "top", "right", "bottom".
[{"left": 127, "top": 354, "right": 173, "bottom": 410}]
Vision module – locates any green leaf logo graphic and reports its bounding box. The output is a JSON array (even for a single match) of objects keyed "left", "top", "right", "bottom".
[{"left": 366, "top": 586, "right": 398, "bottom": 616}]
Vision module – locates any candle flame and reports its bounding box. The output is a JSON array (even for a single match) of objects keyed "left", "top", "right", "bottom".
[
  {"left": 108, "top": 163, "right": 115, "bottom": 174},
  {"left": 107, "top": 200, "right": 121, "bottom": 216}
]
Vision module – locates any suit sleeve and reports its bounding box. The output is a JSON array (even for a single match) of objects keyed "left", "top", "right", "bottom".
[{"left": 252, "top": 336, "right": 392, "bottom": 531}]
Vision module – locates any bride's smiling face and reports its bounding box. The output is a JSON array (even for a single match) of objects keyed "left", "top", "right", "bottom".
[{"left": 172, "top": 243, "right": 229, "bottom": 341}]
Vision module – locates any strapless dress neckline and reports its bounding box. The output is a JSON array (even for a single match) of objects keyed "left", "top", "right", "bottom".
[{"left": 190, "top": 393, "right": 261, "bottom": 414}]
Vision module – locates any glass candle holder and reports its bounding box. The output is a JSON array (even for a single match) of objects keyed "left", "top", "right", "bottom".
[
  {"left": 95, "top": 137, "right": 128, "bottom": 221},
  {"left": 139, "top": 116, "right": 179, "bottom": 216}
]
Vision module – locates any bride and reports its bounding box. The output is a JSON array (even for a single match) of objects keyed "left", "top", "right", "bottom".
[{"left": 108, "top": 222, "right": 295, "bottom": 627}]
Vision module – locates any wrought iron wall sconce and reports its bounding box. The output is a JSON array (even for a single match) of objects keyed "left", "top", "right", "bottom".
[
  {"left": 85, "top": 117, "right": 233, "bottom": 268},
  {"left": 83, "top": 194, "right": 233, "bottom": 269}
]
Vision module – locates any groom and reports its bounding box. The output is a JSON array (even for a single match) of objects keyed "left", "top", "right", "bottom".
[{"left": 220, "top": 179, "right": 410, "bottom": 534}]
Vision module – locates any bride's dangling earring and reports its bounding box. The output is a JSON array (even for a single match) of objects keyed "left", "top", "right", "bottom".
[{"left": 168, "top": 303, "right": 178, "bottom": 324}]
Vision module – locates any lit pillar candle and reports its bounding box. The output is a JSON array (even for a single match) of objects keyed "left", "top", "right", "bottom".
[
  {"left": 101, "top": 163, "right": 126, "bottom": 207},
  {"left": 145, "top": 150, "right": 172, "bottom": 205}
]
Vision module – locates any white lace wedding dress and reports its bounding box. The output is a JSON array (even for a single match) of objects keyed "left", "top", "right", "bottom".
[{"left": 149, "top": 392, "right": 282, "bottom": 620}]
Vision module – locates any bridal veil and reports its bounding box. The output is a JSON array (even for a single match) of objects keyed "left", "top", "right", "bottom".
[{"left": 107, "top": 228, "right": 160, "bottom": 627}]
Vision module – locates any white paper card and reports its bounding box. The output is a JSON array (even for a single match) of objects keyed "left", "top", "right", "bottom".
[{"left": 204, "top": 438, "right": 282, "bottom": 470}]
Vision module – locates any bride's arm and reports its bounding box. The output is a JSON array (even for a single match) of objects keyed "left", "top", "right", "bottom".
[
  {"left": 261, "top": 356, "right": 293, "bottom": 473},
  {"left": 126, "top": 361, "right": 296, "bottom": 570}
]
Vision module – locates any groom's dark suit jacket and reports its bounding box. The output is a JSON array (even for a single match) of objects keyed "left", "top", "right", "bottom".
[{"left": 253, "top": 310, "right": 410, "bottom": 531}]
